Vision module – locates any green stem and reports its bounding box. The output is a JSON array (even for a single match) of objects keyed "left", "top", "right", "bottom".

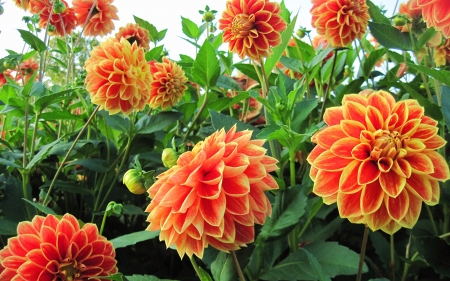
[
  {"left": 189, "top": 255, "right": 203, "bottom": 280},
  {"left": 297, "top": 201, "right": 323, "bottom": 240},
  {"left": 289, "top": 149, "right": 296, "bottom": 186},
  {"left": 425, "top": 204, "right": 439, "bottom": 236},
  {"left": 43, "top": 106, "right": 100, "bottom": 206},
  {"left": 318, "top": 49, "right": 338, "bottom": 123},
  {"left": 21, "top": 171, "right": 32, "bottom": 219},
  {"left": 401, "top": 252, "right": 419, "bottom": 281},
  {"left": 439, "top": 231, "right": 450, "bottom": 239},
  {"left": 231, "top": 250, "right": 246, "bottom": 281},
  {"left": 182, "top": 85, "right": 209, "bottom": 143},
  {"left": 99, "top": 207, "right": 108, "bottom": 236},
  {"left": 356, "top": 226, "right": 369, "bottom": 281},
  {"left": 390, "top": 234, "right": 395, "bottom": 281},
  {"left": 30, "top": 112, "right": 41, "bottom": 158}
]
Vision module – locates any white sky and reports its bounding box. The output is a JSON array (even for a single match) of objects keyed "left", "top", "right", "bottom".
[{"left": 0, "top": 0, "right": 397, "bottom": 59}]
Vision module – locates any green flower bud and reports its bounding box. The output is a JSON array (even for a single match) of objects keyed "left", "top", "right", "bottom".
[
  {"left": 47, "top": 24, "right": 56, "bottom": 33},
  {"left": 53, "top": 0, "right": 66, "bottom": 14},
  {"left": 393, "top": 16, "right": 407, "bottom": 27},
  {"left": 203, "top": 11, "right": 215, "bottom": 22},
  {"left": 123, "top": 169, "right": 146, "bottom": 194},
  {"left": 162, "top": 148, "right": 178, "bottom": 168},
  {"left": 3, "top": 59, "right": 15, "bottom": 70}
]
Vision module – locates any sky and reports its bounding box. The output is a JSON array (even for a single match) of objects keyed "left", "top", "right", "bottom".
[{"left": 0, "top": 0, "right": 398, "bottom": 59}]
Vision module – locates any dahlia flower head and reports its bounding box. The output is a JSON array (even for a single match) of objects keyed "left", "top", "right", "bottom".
[
  {"left": 146, "top": 125, "right": 279, "bottom": 258},
  {"left": 72, "top": 0, "right": 119, "bottom": 37},
  {"left": 148, "top": 57, "right": 188, "bottom": 110},
  {"left": 29, "top": 0, "right": 77, "bottom": 37},
  {"left": 311, "top": 0, "right": 370, "bottom": 48},
  {"left": 307, "top": 90, "right": 450, "bottom": 234},
  {"left": 218, "top": 0, "right": 287, "bottom": 61},
  {"left": 414, "top": 0, "right": 450, "bottom": 38},
  {"left": 116, "top": 23, "right": 151, "bottom": 50},
  {"left": 0, "top": 213, "right": 117, "bottom": 281},
  {"left": 84, "top": 37, "right": 152, "bottom": 115}
]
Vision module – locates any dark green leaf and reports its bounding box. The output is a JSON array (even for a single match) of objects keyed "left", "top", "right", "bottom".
[
  {"left": 216, "top": 75, "right": 243, "bottom": 90},
  {"left": 18, "top": 29, "right": 47, "bottom": 52},
  {"left": 135, "top": 112, "right": 182, "bottom": 134},
  {"left": 26, "top": 139, "right": 60, "bottom": 170},
  {"left": 369, "top": 231, "right": 400, "bottom": 273},
  {"left": 97, "top": 273, "right": 124, "bottom": 281},
  {"left": 209, "top": 110, "right": 262, "bottom": 138},
  {"left": 363, "top": 48, "right": 387, "bottom": 78},
  {"left": 125, "top": 275, "right": 178, "bottom": 281},
  {"left": 134, "top": 16, "right": 159, "bottom": 42},
  {"left": 367, "top": 0, "right": 391, "bottom": 24},
  {"left": 22, "top": 198, "right": 56, "bottom": 215},
  {"left": 441, "top": 86, "right": 450, "bottom": 130},
  {"left": 211, "top": 246, "right": 254, "bottom": 281},
  {"left": 34, "top": 89, "right": 76, "bottom": 112},
  {"left": 181, "top": 16, "right": 200, "bottom": 39},
  {"left": 192, "top": 40, "right": 220, "bottom": 87},
  {"left": 413, "top": 233, "right": 450, "bottom": 277},
  {"left": 0, "top": 218, "right": 19, "bottom": 235},
  {"left": 40, "top": 110, "right": 84, "bottom": 121},
  {"left": 369, "top": 22, "right": 414, "bottom": 50},
  {"left": 415, "top": 27, "right": 437, "bottom": 51},
  {"left": 110, "top": 230, "right": 160, "bottom": 249},
  {"left": 65, "top": 158, "right": 109, "bottom": 173},
  {"left": 300, "top": 248, "right": 331, "bottom": 281},
  {"left": 0, "top": 174, "right": 32, "bottom": 223},
  {"left": 406, "top": 63, "right": 450, "bottom": 86},
  {"left": 103, "top": 111, "right": 131, "bottom": 132},
  {"left": 291, "top": 98, "right": 318, "bottom": 131},
  {"left": 145, "top": 45, "right": 164, "bottom": 61}
]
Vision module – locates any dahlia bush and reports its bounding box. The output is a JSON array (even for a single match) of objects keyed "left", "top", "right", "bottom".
[{"left": 1, "top": 0, "right": 450, "bottom": 280}]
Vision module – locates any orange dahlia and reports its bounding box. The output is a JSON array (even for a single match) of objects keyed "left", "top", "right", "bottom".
[
  {"left": 17, "top": 58, "right": 39, "bottom": 84},
  {"left": 145, "top": 125, "right": 279, "bottom": 258},
  {"left": 396, "top": 0, "right": 423, "bottom": 33},
  {"left": 226, "top": 74, "right": 263, "bottom": 122},
  {"left": 433, "top": 38, "right": 450, "bottom": 66},
  {"left": 29, "top": 0, "right": 77, "bottom": 37},
  {"left": 0, "top": 213, "right": 117, "bottom": 280},
  {"left": 13, "top": 0, "right": 30, "bottom": 11},
  {"left": 311, "top": 0, "right": 370, "bottom": 48},
  {"left": 0, "top": 70, "right": 14, "bottom": 87},
  {"left": 218, "top": 0, "right": 287, "bottom": 61},
  {"left": 415, "top": 0, "right": 450, "bottom": 38},
  {"left": 307, "top": 90, "right": 449, "bottom": 234},
  {"left": 85, "top": 38, "right": 152, "bottom": 115},
  {"left": 115, "top": 23, "right": 150, "bottom": 50},
  {"left": 148, "top": 57, "right": 188, "bottom": 110},
  {"left": 72, "top": 0, "right": 119, "bottom": 37}
]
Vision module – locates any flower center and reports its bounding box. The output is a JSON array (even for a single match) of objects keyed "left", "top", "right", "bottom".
[
  {"left": 371, "top": 130, "right": 403, "bottom": 160},
  {"left": 231, "top": 14, "right": 255, "bottom": 37},
  {"left": 58, "top": 259, "right": 81, "bottom": 281}
]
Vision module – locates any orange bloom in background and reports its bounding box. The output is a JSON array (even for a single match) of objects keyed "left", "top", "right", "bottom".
[
  {"left": 85, "top": 38, "right": 152, "bottom": 115},
  {"left": 14, "top": 0, "right": 30, "bottom": 11},
  {"left": 307, "top": 90, "right": 449, "bottom": 234},
  {"left": 219, "top": 0, "right": 287, "bottom": 61},
  {"left": 0, "top": 213, "right": 117, "bottom": 280},
  {"left": 415, "top": 0, "right": 450, "bottom": 38},
  {"left": 72, "top": 0, "right": 119, "bottom": 37},
  {"left": 396, "top": 0, "right": 422, "bottom": 33},
  {"left": 311, "top": 0, "right": 370, "bottom": 47},
  {"left": 17, "top": 58, "right": 39, "bottom": 83},
  {"left": 148, "top": 57, "right": 188, "bottom": 110},
  {"left": 115, "top": 23, "right": 150, "bottom": 50},
  {"left": 433, "top": 38, "right": 450, "bottom": 66},
  {"left": 146, "top": 125, "right": 279, "bottom": 258},
  {"left": 226, "top": 74, "right": 263, "bottom": 122},
  {"left": 0, "top": 70, "right": 14, "bottom": 87},
  {"left": 29, "top": 0, "right": 77, "bottom": 37}
]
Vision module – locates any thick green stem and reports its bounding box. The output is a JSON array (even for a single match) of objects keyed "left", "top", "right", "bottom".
[
  {"left": 401, "top": 252, "right": 419, "bottom": 281},
  {"left": 30, "top": 112, "right": 41, "bottom": 158},
  {"left": 231, "top": 250, "right": 246, "bottom": 281},
  {"left": 189, "top": 256, "right": 203, "bottom": 280},
  {"left": 43, "top": 106, "right": 100, "bottom": 206},
  {"left": 356, "top": 226, "right": 369, "bottom": 281},
  {"left": 99, "top": 207, "right": 108, "bottom": 236}
]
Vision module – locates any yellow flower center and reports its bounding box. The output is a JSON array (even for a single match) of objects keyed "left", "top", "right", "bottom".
[
  {"left": 58, "top": 259, "right": 81, "bottom": 281},
  {"left": 370, "top": 130, "right": 407, "bottom": 172},
  {"left": 231, "top": 14, "right": 255, "bottom": 37}
]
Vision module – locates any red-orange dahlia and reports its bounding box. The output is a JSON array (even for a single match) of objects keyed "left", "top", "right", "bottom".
[
  {"left": 145, "top": 125, "right": 279, "bottom": 258},
  {"left": 17, "top": 58, "right": 39, "bottom": 84},
  {"left": 218, "top": 0, "right": 287, "bottom": 61},
  {"left": 115, "top": 23, "right": 150, "bottom": 50},
  {"left": 72, "top": 0, "right": 119, "bottom": 37},
  {"left": 0, "top": 70, "right": 14, "bottom": 87},
  {"left": 14, "top": 0, "right": 30, "bottom": 11},
  {"left": 148, "top": 57, "right": 188, "bottom": 110},
  {"left": 311, "top": 0, "right": 370, "bottom": 48},
  {"left": 307, "top": 90, "right": 449, "bottom": 234},
  {"left": 29, "top": 0, "right": 77, "bottom": 37},
  {"left": 0, "top": 213, "right": 117, "bottom": 280},
  {"left": 415, "top": 0, "right": 450, "bottom": 38},
  {"left": 85, "top": 38, "right": 152, "bottom": 115}
]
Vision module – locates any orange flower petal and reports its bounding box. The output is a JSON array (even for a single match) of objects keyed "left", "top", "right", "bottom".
[
  {"left": 313, "top": 169, "right": 341, "bottom": 197},
  {"left": 313, "top": 150, "right": 354, "bottom": 171},
  {"left": 361, "top": 181, "right": 384, "bottom": 215},
  {"left": 337, "top": 190, "right": 362, "bottom": 218},
  {"left": 358, "top": 159, "right": 380, "bottom": 185},
  {"left": 385, "top": 189, "right": 409, "bottom": 221},
  {"left": 339, "top": 160, "right": 362, "bottom": 193},
  {"left": 379, "top": 170, "right": 406, "bottom": 198},
  {"left": 405, "top": 173, "right": 433, "bottom": 202}
]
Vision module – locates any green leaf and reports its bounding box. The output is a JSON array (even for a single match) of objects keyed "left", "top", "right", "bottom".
[
  {"left": 441, "top": 86, "right": 450, "bottom": 130},
  {"left": 181, "top": 16, "right": 200, "bottom": 39},
  {"left": 103, "top": 111, "right": 131, "bottom": 132},
  {"left": 399, "top": 82, "right": 443, "bottom": 121},
  {"left": 18, "top": 29, "right": 47, "bottom": 52},
  {"left": 291, "top": 98, "right": 318, "bottom": 131},
  {"left": 216, "top": 75, "right": 243, "bottom": 90},
  {"left": 197, "top": 267, "right": 213, "bottom": 281},
  {"left": 145, "top": 45, "right": 164, "bottom": 61},
  {"left": 415, "top": 27, "right": 437, "bottom": 51},
  {"left": 97, "top": 273, "right": 124, "bottom": 281},
  {"left": 134, "top": 16, "right": 159, "bottom": 42},
  {"left": 413, "top": 232, "right": 450, "bottom": 277},
  {"left": 65, "top": 158, "right": 109, "bottom": 173},
  {"left": 135, "top": 112, "right": 182, "bottom": 134},
  {"left": 22, "top": 198, "right": 56, "bottom": 215},
  {"left": 368, "top": 22, "right": 414, "bottom": 50},
  {"left": 40, "top": 110, "right": 83, "bottom": 121},
  {"left": 0, "top": 174, "right": 32, "bottom": 223},
  {"left": 300, "top": 248, "right": 331, "bottom": 281},
  {"left": 264, "top": 13, "right": 297, "bottom": 75},
  {"left": 34, "top": 89, "right": 76, "bottom": 112},
  {"left": 0, "top": 218, "right": 19, "bottom": 235},
  {"left": 367, "top": 0, "right": 391, "bottom": 24},
  {"left": 56, "top": 38, "right": 68, "bottom": 54},
  {"left": 369, "top": 231, "right": 400, "bottom": 273},
  {"left": 0, "top": 158, "right": 22, "bottom": 169},
  {"left": 258, "top": 184, "right": 307, "bottom": 242},
  {"left": 363, "top": 48, "right": 387, "bottom": 78},
  {"left": 406, "top": 63, "right": 450, "bottom": 86},
  {"left": 209, "top": 110, "right": 262, "bottom": 138},
  {"left": 192, "top": 40, "right": 220, "bottom": 87},
  {"left": 26, "top": 139, "right": 61, "bottom": 170},
  {"left": 211, "top": 246, "right": 254, "bottom": 281},
  {"left": 40, "top": 180, "right": 93, "bottom": 195},
  {"left": 125, "top": 275, "right": 178, "bottom": 281},
  {"left": 110, "top": 230, "right": 160, "bottom": 249}
]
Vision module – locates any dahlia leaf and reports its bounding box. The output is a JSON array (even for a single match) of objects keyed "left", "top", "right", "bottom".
[
  {"left": 369, "top": 231, "right": 401, "bottom": 274},
  {"left": 291, "top": 98, "right": 318, "bottom": 132},
  {"left": 135, "top": 112, "right": 182, "bottom": 135},
  {"left": 125, "top": 274, "right": 178, "bottom": 281},
  {"left": 233, "top": 63, "right": 277, "bottom": 85},
  {"left": 415, "top": 27, "right": 437, "bottom": 51},
  {"left": 216, "top": 75, "right": 244, "bottom": 91},
  {"left": 211, "top": 246, "right": 254, "bottom": 281},
  {"left": 192, "top": 40, "right": 220, "bottom": 87},
  {"left": 133, "top": 16, "right": 159, "bottom": 43},
  {"left": 0, "top": 173, "right": 33, "bottom": 223},
  {"left": 181, "top": 16, "right": 201, "bottom": 39},
  {"left": 362, "top": 48, "right": 387, "bottom": 79},
  {"left": 413, "top": 227, "right": 450, "bottom": 277},
  {"left": 18, "top": 29, "right": 47, "bottom": 53},
  {"left": 40, "top": 110, "right": 84, "bottom": 121},
  {"left": 366, "top": 0, "right": 391, "bottom": 25},
  {"left": 368, "top": 22, "right": 414, "bottom": 51},
  {"left": 22, "top": 198, "right": 56, "bottom": 215},
  {"left": 145, "top": 45, "right": 164, "bottom": 61},
  {"left": 103, "top": 111, "right": 131, "bottom": 132},
  {"left": 95, "top": 273, "right": 124, "bottom": 281},
  {"left": 441, "top": 86, "right": 450, "bottom": 130},
  {"left": 34, "top": 89, "right": 77, "bottom": 113},
  {"left": 0, "top": 218, "right": 18, "bottom": 235},
  {"left": 65, "top": 158, "right": 109, "bottom": 173},
  {"left": 26, "top": 139, "right": 60, "bottom": 170},
  {"left": 264, "top": 13, "right": 297, "bottom": 75},
  {"left": 110, "top": 230, "right": 160, "bottom": 249},
  {"left": 209, "top": 110, "right": 262, "bottom": 138},
  {"left": 300, "top": 248, "right": 330, "bottom": 281},
  {"left": 257, "top": 184, "right": 307, "bottom": 242},
  {"left": 405, "top": 63, "right": 450, "bottom": 88}
]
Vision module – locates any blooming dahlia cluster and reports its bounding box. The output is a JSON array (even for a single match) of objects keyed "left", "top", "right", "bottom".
[
  {"left": 414, "top": 0, "right": 450, "bottom": 38},
  {"left": 85, "top": 38, "right": 152, "bottom": 115},
  {"left": 115, "top": 23, "right": 150, "bottom": 50},
  {"left": 311, "top": 0, "right": 370, "bottom": 48},
  {"left": 29, "top": 0, "right": 77, "bottom": 37},
  {"left": 72, "top": 0, "right": 119, "bottom": 37},
  {"left": 146, "top": 126, "right": 279, "bottom": 258},
  {"left": 219, "top": 0, "right": 287, "bottom": 61},
  {"left": 307, "top": 90, "right": 449, "bottom": 234},
  {"left": 0, "top": 213, "right": 117, "bottom": 280},
  {"left": 148, "top": 57, "right": 188, "bottom": 110}
]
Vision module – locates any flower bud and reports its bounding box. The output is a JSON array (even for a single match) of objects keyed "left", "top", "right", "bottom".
[
  {"left": 3, "top": 59, "right": 15, "bottom": 70},
  {"left": 296, "top": 29, "right": 306, "bottom": 38},
  {"left": 123, "top": 169, "right": 146, "bottom": 194},
  {"left": 47, "top": 24, "right": 56, "bottom": 33},
  {"left": 396, "top": 62, "right": 408, "bottom": 78},
  {"left": 53, "top": 0, "right": 66, "bottom": 14},
  {"left": 162, "top": 148, "right": 178, "bottom": 168},
  {"left": 203, "top": 11, "right": 215, "bottom": 22},
  {"left": 393, "top": 16, "right": 407, "bottom": 27}
]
